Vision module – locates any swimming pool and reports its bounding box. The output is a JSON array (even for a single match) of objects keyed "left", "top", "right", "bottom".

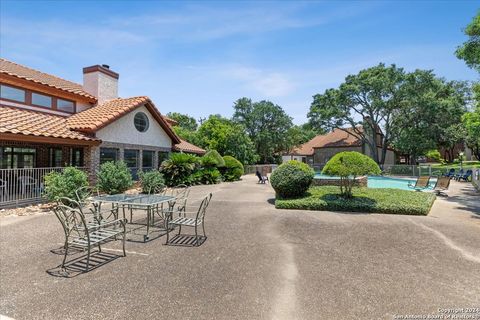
[{"left": 314, "top": 174, "right": 436, "bottom": 191}]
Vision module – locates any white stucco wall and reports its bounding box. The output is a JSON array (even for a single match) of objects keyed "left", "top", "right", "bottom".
[{"left": 96, "top": 105, "right": 172, "bottom": 148}]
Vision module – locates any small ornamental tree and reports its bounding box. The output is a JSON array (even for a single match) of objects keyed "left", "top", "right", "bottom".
[
  {"left": 322, "top": 151, "right": 381, "bottom": 198},
  {"left": 270, "top": 160, "right": 315, "bottom": 198}
]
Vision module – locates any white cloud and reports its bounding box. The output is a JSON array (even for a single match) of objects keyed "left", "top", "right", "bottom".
[{"left": 226, "top": 66, "right": 295, "bottom": 97}]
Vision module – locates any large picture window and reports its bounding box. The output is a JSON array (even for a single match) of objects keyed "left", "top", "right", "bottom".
[
  {"left": 100, "top": 148, "right": 118, "bottom": 164},
  {"left": 49, "top": 148, "right": 63, "bottom": 167},
  {"left": 124, "top": 149, "right": 139, "bottom": 179},
  {"left": 0, "top": 147, "right": 36, "bottom": 169},
  {"left": 70, "top": 148, "right": 84, "bottom": 167},
  {"left": 142, "top": 150, "right": 154, "bottom": 171}
]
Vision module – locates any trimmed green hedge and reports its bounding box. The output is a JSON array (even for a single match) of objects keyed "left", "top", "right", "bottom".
[
  {"left": 275, "top": 186, "right": 436, "bottom": 215},
  {"left": 222, "top": 156, "right": 244, "bottom": 181},
  {"left": 270, "top": 160, "right": 315, "bottom": 198}
]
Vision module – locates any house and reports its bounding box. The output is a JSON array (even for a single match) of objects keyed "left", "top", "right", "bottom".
[
  {"left": 0, "top": 58, "right": 205, "bottom": 206},
  {"left": 282, "top": 126, "right": 396, "bottom": 167}
]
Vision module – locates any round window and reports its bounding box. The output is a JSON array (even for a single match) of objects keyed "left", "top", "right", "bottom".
[{"left": 134, "top": 112, "right": 149, "bottom": 132}]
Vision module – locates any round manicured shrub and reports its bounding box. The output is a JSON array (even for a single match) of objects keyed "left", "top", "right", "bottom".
[
  {"left": 97, "top": 161, "right": 133, "bottom": 195},
  {"left": 202, "top": 150, "right": 225, "bottom": 168},
  {"left": 139, "top": 170, "right": 165, "bottom": 194},
  {"left": 270, "top": 160, "right": 314, "bottom": 199},
  {"left": 44, "top": 167, "right": 89, "bottom": 202},
  {"left": 222, "top": 156, "right": 244, "bottom": 181}
]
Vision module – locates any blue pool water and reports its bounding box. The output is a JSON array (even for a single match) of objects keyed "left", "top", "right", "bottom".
[{"left": 314, "top": 174, "right": 436, "bottom": 191}]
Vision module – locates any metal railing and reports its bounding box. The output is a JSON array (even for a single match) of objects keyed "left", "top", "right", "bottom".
[{"left": 0, "top": 167, "right": 86, "bottom": 208}]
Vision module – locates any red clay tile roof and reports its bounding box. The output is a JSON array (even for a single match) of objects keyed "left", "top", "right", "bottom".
[
  {"left": 67, "top": 96, "right": 181, "bottom": 143},
  {"left": 173, "top": 139, "right": 206, "bottom": 155},
  {"left": 0, "top": 58, "right": 96, "bottom": 101},
  {"left": 291, "top": 127, "right": 363, "bottom": 156},
  {"left": 0, "top": 105, "right": 99, "bottom": 143}
]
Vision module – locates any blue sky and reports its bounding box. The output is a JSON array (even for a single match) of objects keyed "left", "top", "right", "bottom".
[{"left": 1, "top": 1, "right": 478, "bottom": 124}]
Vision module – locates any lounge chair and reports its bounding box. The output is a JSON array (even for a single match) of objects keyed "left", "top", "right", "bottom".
[
  {"left": 432, "top": 176, "right": 451, "bottom": 196},
  {"left": 256, "top": 170, "right": 269, "bottom": 184},
  {"left": 457, "top": 169, "right": 473, "bottom": 182},
  {"left": 443, "top": 168, "right": 455, "bottom": 177},
  {"left": 408, "top": 176, "right": 431, "bottom": 191},
  {"left": 453, "top": 169, "right": 464, "bottom": 180}
]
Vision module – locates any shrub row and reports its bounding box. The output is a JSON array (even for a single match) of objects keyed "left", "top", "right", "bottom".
[
  {"left": 275, "top": 186, "right": 436, "bottom": 215},
  {"left": 44, "top": 150, "right": 244, "bottom": 201}
]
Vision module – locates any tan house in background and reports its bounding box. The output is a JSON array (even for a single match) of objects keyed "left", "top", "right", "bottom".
[{"left": 282, "top": 127, "right": 396, "bottom": 168}]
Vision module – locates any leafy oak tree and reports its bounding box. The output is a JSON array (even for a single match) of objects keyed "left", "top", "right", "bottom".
[
  {"left": 456, "top": 11, "right": 480, "bottom": 72},
  {"left": 233, "top": 98, "right": 293, "bottom": 164},
  {"left": 463, "top": 106, "right": 480, "bottom": 160},
  {"left": 166, "top": 112, "right": 198, "bottom": 131},
  {"left": 196, "top": 115, "right": 258, "bottom": 165},
  {"left": 390, "top": 71, "right": 468, "bottom": 163},
  {"left": 308, "top": 63, "right": 405, "bottom": 165},
  {"left": 456, "top": 11, "right": 480, "bottom": 108}
]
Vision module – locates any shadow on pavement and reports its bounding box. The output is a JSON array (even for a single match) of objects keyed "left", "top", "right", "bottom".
[
  {"left": 165, "top": 234, "right": 207, "bottom": 247},
  {"left": 46, "top": 251, "right": 123, "bottom": 278}
]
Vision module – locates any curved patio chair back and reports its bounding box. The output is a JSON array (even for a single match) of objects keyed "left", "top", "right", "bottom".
[
  {"left": 435, "top": 176, "right": 451, "bottom": 190},
  {"left": 445, "top": 168, "right": 455, "bottom": 177},
  {"left": 75, "top": 186, "right": 99, "bottom": 203},
  {"left": 196, "top": 193, "right": 213, "bottom": 222},
  {"left": 53, "top": 204, "right": 88, "bottom": 241},
  {"left": 414, "top": 176, "right": 430, "bottom": 188}
]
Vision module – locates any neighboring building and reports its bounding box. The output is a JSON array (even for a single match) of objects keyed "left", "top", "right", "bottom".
[
  {"left": 0, "top": 58, "right": 205, "bottom": 188},
  {"left": 282, "top": 127, "right": 396, "bottom": 167}
]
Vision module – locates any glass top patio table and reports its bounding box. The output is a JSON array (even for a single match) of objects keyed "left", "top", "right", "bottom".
[{"left": 92, "top": 194, "right": 176, "bottom": 206}]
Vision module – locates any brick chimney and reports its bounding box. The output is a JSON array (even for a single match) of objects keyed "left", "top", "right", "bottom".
[{"left": 83, "top": 64, "right": 119, "bottom": 104}]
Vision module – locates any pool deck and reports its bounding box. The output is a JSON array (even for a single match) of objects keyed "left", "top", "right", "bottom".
[{"left": 0, "top": 175, "right": 479, "bottom": 320}]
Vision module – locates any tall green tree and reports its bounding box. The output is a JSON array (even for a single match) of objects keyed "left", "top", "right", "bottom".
[
  {"left": 462, "top": 106, "right": 480, "bottom": 160},
  {"left": 456, "top": 11, "right": 480, "bottom": 108},
  {"left": 456, "top": 11, "right": 480, "bottom": 72},
  {"left": 390, "top": 72, "right": 468, "bottom": 163},
  {"left": 166, "top": 112, "right": 198, "bottom": 131},
  {"left": 308, "top": 63, "right": 406, "bottom": 165},
  {"left": 233, "top": 99, "right": 293, "bottom": 164},
  {"left": 196, "top": 115, "right": 258, "bottom": 165},
  {"left": 285, "top": 123, "right": 324, "bottom": 153}
]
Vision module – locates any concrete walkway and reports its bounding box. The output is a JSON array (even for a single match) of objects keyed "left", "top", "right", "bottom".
[{"left": 0, "top": 175, "right": 479, "bottom": 320}]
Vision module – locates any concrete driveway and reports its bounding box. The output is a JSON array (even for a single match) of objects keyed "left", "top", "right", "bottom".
[{"left": 1, "top": 175, "right": 479, "bottom": 320}]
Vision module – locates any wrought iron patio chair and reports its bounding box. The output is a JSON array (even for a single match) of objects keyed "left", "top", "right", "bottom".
[
  {"left": 407, "top": 176, "right": 431, "bottom": 191},
  {"left": 457, "top": 169, "right": 473, "bottom": 182},
  {"left": 74, "top": 186, "right": 118, "bottom": 222},
  {"left": 53, "top": 204, "right": 127, "bottom": 271},
  {"left": 166, "top": 193, "right": 212, "bottom": 246}
]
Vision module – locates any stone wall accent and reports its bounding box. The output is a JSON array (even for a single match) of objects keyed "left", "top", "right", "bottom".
[{"left": 311, "top": 175, "right": 368, "bottom": 187}]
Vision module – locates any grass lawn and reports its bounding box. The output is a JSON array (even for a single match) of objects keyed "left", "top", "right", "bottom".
[
  {"left": 275, "top": 186, "right": 436, "bottom": 215},
  {"left": 430, "top": 161, "right": 480, "bottom": 170}
]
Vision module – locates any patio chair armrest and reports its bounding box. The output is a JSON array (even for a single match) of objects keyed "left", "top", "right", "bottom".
[{"left": 90, "top": 218, "right": 127, "bottom": 231}]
